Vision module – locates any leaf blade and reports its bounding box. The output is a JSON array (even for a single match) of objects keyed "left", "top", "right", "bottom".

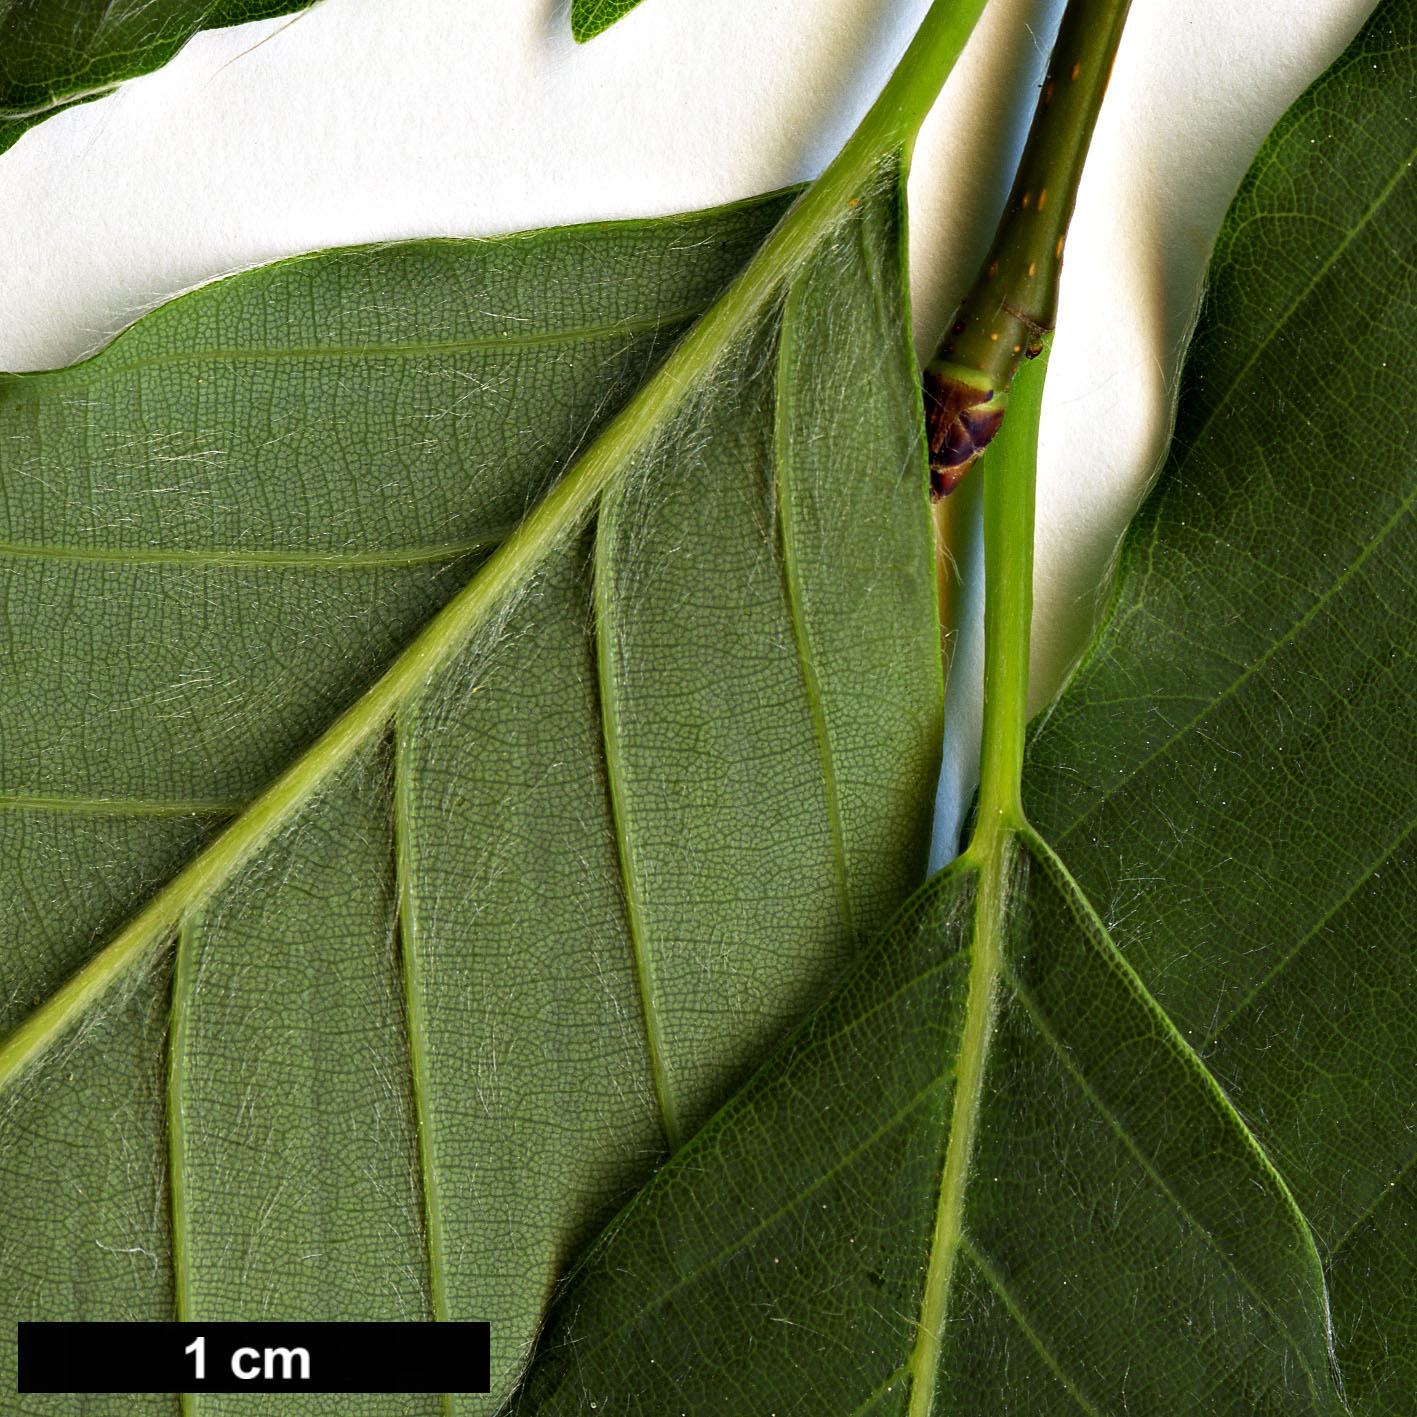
[
  {"left": 0, "top": 162, "right": 947, "bottom": 1409},
  {"left": 570, "top": 0, "right": 648, "bottom": 44},
  {"left": 2, "top": 190, "right": 850, "bottom": 1410},
  {"left": 1024, "top": 1, "right": 1417, "bottom": 1406},
  {"left": 511, "top": 831, "right": 1343, "bottom": 1415},
  {"left": 509, "top": 2, "right": 1417, "bottom": 1406},
  {"left": 0, "top": 0, "right": 322, "bottom": 152}
]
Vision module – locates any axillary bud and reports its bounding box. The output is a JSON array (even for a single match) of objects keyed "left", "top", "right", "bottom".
[{"left": 922, "top": 363, "right": 1007, "bottom": 498}]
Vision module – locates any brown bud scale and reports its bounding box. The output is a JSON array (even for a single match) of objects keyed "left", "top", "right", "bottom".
[{"left": 922, "top": 368, "right": 1006, "bottom": 498}]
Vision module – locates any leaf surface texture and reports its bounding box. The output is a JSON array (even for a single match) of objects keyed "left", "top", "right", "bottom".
[
  {"left": 510, "top": 2, "right": 1417, "bottom": 1411},
  {"left": 0, "top": 0, "right": 322, "bottom": 152},
  {"left": 571, "top": 0, "right": 648, "bottom": 43},
  {"left": 0, "top": 177, "right": 944, "bottom": 1412}
]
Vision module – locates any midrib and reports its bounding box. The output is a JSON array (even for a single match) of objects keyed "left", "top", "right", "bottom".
[{"left": 906, "top": 840, "right": 1006, "bottom": 1417}]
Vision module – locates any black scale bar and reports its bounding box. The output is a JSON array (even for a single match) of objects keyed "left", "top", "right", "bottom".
[{"left": 17, "top": 1321, "right": 491, "bottom": 1394}]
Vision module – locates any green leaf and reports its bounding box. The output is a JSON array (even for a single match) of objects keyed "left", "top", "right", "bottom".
[
  {"left": 0, "top": 0, "right": 323, "bottom": 155},
  {"left": 508, "top": 1, "right": 1417, "bottom": 1410},
  {"left": 0, "top": 197, "right": 795, "bottom": 1030},
  {"left": 0, "top": 66, "right": 977, "bottom": 1417},
  {"left": 571, "top": 0, "right": 648, "bottom": 44},
  {"left": 1026, "top": 2, "right": 1417, "bottom": 1407},
  {"left": 0, "top": 195, "right": 819, "bottom": 1409},
  {"left": 512, "top": 835, "right": 1342, "bottom": 1416},
  {"left": 0, "top": 4, "right": 998, "bottom": 1399}
]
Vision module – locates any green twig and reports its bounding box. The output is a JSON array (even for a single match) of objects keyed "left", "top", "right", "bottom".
[
  {"left": 910, "top": 4, "right": 1134, "bottom": 1410},
  {"left": 924, "top": 0, "right": 1133, "bottom": 496}
]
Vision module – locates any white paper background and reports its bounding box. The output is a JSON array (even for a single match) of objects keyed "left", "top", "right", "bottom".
[{"left": 0, "top": 0, "right": 1377, "bottom": 848}]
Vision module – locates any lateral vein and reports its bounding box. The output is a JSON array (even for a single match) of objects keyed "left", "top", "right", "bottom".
[
  {"left": 592, "top": 497, "right": 682, "bottom": 1153},
  {"left": 21, "top": 309, "right": 704, "bottom": 391},
  {"left": 773, "top": 280, "right": 855, "bottom": 946},
  {"left": 960, "top": 1235, "right": 1108, "bottom": 1417},
  {"left": 1006, "top": 962, "right": 1328, "bottom": 1403},
  {"left": 551, "top": 1069, "right": 951, "bottom": 1368},
  {"left": 0, "top": 530, "right": 508, "bottom": 571},
  {"left": 0, "top": 791, "right": 238, "bottom": 817},
  {"left": 392, "top": 715, "right": 453, "bottom": 1356}
]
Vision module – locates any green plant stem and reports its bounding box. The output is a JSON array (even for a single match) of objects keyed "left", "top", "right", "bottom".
[
  {"left": 973, "top": 338, "right": 1048, "bottom": 838},
  {"left": 948, "top": 0, "right": 1131, "bottom": 380},
  {"left": 0, "top": 0, "right": 992, "bottom": 1095},
  {"left": 907, "top": 342, "right": 1048, "bottom": 1417},
  {"left": 924, "top": 0, "right": 1132, "bottom": 494},
  {"left": 912, "top": 3, "right": 1136, "bottom": 1404}
]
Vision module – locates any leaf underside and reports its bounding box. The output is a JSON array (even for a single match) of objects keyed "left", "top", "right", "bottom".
[
  {"left": 514, "top": 836, "right": 1341, "bottom": 1416},
  {"left": 0, "top": 1, "right": 323, "bottom": 154},
  {"left": 0, "top": 166, "right": 945, "bottom": 1412},
  {"left": 509, "top": 2, "right": 1417, "bottom": 1412}
]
